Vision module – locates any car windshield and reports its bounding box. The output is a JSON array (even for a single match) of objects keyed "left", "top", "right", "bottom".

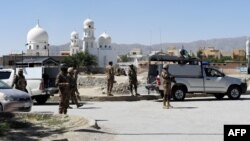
[{"left": 0, "top": 80, "right": 11, "bottom": 89}]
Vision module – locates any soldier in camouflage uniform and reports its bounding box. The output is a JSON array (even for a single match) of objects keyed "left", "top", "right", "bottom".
[
  {"left": 11, "top": 68, "right": 28, "bottom": 93},
  {"left": 128, "top": 64, "right": 140, "bottom": 96},
  {"left": 73, "top": 68, "right": 81, "bottom": 101},
  {"left": 161, "top": 64, "right": 175, "bottom": 109},
  {"left": 106, "top": 61, "right": 115, "bottom": 96},
  {"left": 55, "top": 64, "right": 70, "bottom": 114},
  {"left": 68, "top": 67, "right": 82, "bottom": 108}
]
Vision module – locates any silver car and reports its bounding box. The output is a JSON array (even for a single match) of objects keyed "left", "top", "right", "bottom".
[{"left": 0, "top": 80, "right": 32, "bottom": 112}]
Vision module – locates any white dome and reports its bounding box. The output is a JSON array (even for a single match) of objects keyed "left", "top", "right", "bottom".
[
  {"left": 71, "top": 31, "right": 79, "bottom": 39},
  {"left": 99, "top": 32, "right": 111, "bottom": 43},
  {"left": 83, "top": 18, "right": 94, "bottom": 29},
  {"left": 27, "top": 24, "right": 48, "bottom": 43}
]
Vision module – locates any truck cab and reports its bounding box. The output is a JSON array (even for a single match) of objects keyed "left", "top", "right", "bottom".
[{"left": 146, "top": 53, "right": 247, "bottom": 101}]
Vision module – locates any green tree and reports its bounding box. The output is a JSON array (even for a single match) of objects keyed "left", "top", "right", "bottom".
[
  {"left": 196, "top": 50, "right": 203, "bottom": 59},
  {"left": 119, "top": 54, "right": 129, "bottom": 62},
  {"left": 62, "top": 52, "right": 97, "bottom": 69}
]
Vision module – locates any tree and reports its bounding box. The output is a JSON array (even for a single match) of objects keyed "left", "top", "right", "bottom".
[
  {"left": 62, "top": 52, "right": 97, "bottom": 70},
  {"left": 119, "top": 54, "right": 129, "bottom": 62},
  {"left": 196, "top": 50, "right": 203, "bottom": 59}
]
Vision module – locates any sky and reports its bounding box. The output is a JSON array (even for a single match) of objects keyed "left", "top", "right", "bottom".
[{"left": 1, "top": 0, "right": 250, "bottom": 55}]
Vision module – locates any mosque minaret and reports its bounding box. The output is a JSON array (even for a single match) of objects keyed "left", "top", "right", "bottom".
[
  {"left": 82, "top": 18, "right": 96, "bottom": 52},
  {"left": 25, "top": 18, "right": 117, "bottom": 68},
  {"left": 70, "top": 31, "right": 80, "bottom": 55}
]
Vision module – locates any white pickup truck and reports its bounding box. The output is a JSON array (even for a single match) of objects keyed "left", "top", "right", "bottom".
[
  {"left": 146, "top": 54, "right": 247, "bottom": 101},
  {"left": 0, "top": 67, "right": 59, "bottom": 104}
]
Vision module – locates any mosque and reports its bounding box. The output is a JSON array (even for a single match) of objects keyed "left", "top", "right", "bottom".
[{"left": 25, "top": 18, "right": 117, "bottom": 68}]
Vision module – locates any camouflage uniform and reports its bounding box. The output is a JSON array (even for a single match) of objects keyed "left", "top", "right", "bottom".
[
  {"left": 106, "top": 62, "right": 115, "bottom": 96},
  {"left": 128, "top": 65, "right": 139, "bottom": 96},
  {"left": 74, "top": 69, "right": 81, "bottom": 101},
  {"left": 56, "top": 71, "right": 70, "bottom": 114},
  {"left": 11, "top": 69, "right": 27, "bottom": 93},
  {"left": 161, "top": 65, "right": 174, "bottom": 109},
  {"left": 68, "top": 67, "right": 82, "bottom": 108}
]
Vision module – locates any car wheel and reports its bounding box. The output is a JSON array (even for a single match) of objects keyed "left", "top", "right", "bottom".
[
  {"left": 35, "top": 95, "right": 49, "bottom": 105},
  {"left": 227, "top": 86, "right": 241, "bottom": 100},
  {"left": 172, "top": 87, "right": 186, "bottom": 101},
  {"left": 214, "top": 94, "right": 225, "bottom": 100},
  {"left": 0, "top": 104, "right": 3, "bottom": 112}
]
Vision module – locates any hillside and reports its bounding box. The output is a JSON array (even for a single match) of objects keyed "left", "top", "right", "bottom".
[{"left": 48, "top": 36, "right": 248, "bottom": 56}]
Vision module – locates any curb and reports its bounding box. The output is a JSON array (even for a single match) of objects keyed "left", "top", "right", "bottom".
[
  {"left": 47, "top": 93, "right": 220, "bottom": 102},
  {"left": 48, "top": 95, "right": 160, "bottom": 102},
  {"left": 47, "top": 93, "right": 249, "bottom": 102}
]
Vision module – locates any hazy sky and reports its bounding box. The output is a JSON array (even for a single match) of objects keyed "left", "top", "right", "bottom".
[{"left": 1, "top": 0, "right": 250, "bottom": 55}]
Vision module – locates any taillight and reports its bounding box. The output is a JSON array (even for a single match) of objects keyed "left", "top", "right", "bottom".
[
  {"left": 39, "top": 80, "right": 44, "bottom": 90},
  {"left": 156, "top": 76, "right": 161, "bottom": 85}
]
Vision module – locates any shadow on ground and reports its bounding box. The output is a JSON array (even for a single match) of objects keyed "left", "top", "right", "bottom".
[
  {"left": 0, "top": 112, "right": 67, "bottom": 141},
  {"left": 74, "top": 128, "right": 223, "bottom": 136}
]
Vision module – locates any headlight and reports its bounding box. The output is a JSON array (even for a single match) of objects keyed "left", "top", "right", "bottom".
[{"left": 4, "top": 95, "right": 16, "bottom": 101}]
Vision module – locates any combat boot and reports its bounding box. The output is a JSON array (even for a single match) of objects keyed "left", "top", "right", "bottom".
[
  {"left": 108, "top": 93, "right": 113, "bottom": 96},
  {"left": 135, "top": 93, "right": 140, "bottom": 96},
  {"left": 77, "top": 104, "right": 83, "bottom": 108}
]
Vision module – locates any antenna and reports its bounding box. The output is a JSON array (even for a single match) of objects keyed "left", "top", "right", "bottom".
[
  {"left": 149, "top": 30, "right": 152, "bottom": 53},
  {"left": 160, "top": 28, "right": 162, "bottom": 52},
  {"left": 37, "top": 19, "right": 40, "bottom": 26}
]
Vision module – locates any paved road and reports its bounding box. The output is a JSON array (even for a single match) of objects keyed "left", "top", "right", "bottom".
[{"left": 32, "top": 95, "right": 250, "bottom": 141}]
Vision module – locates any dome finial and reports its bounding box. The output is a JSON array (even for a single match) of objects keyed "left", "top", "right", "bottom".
[{"left": 36, "top": 19, "right": 40, "bottom": 28}]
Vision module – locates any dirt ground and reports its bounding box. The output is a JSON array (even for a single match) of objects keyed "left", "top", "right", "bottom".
[{"left": 0, "top": 112, "right": 107, "bottom": 141}]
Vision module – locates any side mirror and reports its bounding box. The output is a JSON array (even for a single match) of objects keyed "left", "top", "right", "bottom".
[{"left": 221, "top": 73, "right": 225, "bottom": 77}]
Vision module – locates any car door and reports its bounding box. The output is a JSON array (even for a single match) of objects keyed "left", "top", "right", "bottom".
[{"left": 204, "top": 68, "right": 227, "bottom": 93}]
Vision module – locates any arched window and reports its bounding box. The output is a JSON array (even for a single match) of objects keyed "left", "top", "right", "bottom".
[
  {"left": 100, "top": 45, "right": 102, "bottom": 48},
  {"left": 36, "top": 52, "right": 40, "bottom": 56},
  {"left": 29, "top": 46, "right": 31, "bottom": 49},
  {"left": 36, "top": 45, "right": 39, "bottom": 49},
  {"left": 105, "top": 45, "right": 107, "bottom": 48},
  {"left": 44, "top": 45, "right": 47, "bottom": 49}
]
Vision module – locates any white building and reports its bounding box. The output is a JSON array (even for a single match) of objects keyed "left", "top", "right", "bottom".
[
  {"left": 82, "top": 18, "right": 117, "bottom": 68},
  {"left": 70, "top": 31, "right": 81, "bottom": 55},
  {"left": 25, "top": 19, "right": 117, "bottom": 68},
  {"left": 26, "top": 23, "right": 49, "bottom": 56}
]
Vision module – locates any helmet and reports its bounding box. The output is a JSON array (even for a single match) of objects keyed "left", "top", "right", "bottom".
[
  {"left": 60, "top": 64, "right": 68, "bottom": 72},
  {"left": 68, "top": 67, "right": 74, "bottom": 73},
  {"left": 18, "top": 68, "right": 23, "bottom": 72},
  {"left": 163, "top": 64, "right": 169, "bottom": 69}
]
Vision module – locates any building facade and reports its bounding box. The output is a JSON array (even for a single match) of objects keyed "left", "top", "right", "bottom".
[{"left": 26, "top": 23, "right": 49, "bottom": 56}]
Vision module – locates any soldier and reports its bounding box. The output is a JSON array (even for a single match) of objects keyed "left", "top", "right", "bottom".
[
  {"left": 11, "top": 68, "right": 28, "bottom": 93},
  {"left": 55, "top": 64, "right": 70, "bottom": 114},
  {"left": 128, "top": 64, "right": 140, "bottom": 96},
  {"left": 106, "top": 61, "right": 115, "bottom": 96},
  {"left": 68, "top": 67, "right": 82, "bottom": 108},
  {"left": 161, "top": 64, "right": 175, "bottom": 109},
  {"left": 73, "top": 68, "right": 81, "bottom": 101}
]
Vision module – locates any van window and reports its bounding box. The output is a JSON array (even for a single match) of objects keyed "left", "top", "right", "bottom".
[{"left": 0, "top": 72, "right": 11, "bottom": 79}]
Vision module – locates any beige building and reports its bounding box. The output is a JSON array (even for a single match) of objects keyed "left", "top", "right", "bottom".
[
  {"left": 232, "top": 48, "right": 246, "bottom": 60},
  {"left": 201, "top": 47, "right": 221, "bottom": 59},
  {"left": 129, "top": 48, "right": 142, "bottom": 56},
  {"left": 166, "top": 47, "right": 180, "bottom": 56}
]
